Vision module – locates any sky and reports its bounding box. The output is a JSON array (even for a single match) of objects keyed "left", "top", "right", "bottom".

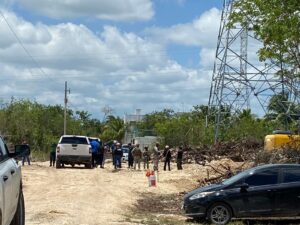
[{"left": 0, "top": 0, "right": 224, "bottom": 120}]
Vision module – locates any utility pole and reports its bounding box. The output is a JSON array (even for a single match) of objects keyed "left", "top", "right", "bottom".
[{"left": 64, "top": 81, "right": 71, "bottom": 135}]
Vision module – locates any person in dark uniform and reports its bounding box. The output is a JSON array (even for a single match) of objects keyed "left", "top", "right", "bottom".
[
  {"left": 163, "top": 145, "right": 171, "bottom": 171},
  {"left": 177, "top": 146, "right": 183, "bottom": 170},
  {"left": 49, "top": 143, "right": 57, "bottom": 167},
  {"left": 98, "top": 144, "right": 105, "bottom": 168},
  {"left": 128, "top": 143, "right": 134, "bottom": 169},
  {"left": 21, "top": 140, "right": 31, "bottom": 166},
  {"left": 114, "top": 143, "right": 123, "bottom": 169}
]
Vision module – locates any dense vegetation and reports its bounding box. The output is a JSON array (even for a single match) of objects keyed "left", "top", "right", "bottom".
[
  {"left": 0, "top": 98, "right": 121, "bottom": 157},
  {"left": 0, "top": 97, "right": 298, "bottom": 158},
  {"left": 230, "top": 0, "right": 300, "bottom": 79},
  {"left": 136, "top": 105, "right": 298, "bottom": 147}
]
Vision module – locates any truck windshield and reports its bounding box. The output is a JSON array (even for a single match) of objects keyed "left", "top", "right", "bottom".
[{"left": 60, "top": 137, "right": 88, "bottom": 145}]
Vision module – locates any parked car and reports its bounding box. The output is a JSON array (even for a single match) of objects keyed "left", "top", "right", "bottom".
[
  {"left": 0, "top": 136, "right": 26, "bottom": 225},
  {"left": 121, "top": 144, "right": 129, "bottom": 161},
  {"left": 183, "top": 164, "right": 300, "bottom": 225},
  {"left": 56, "top": 135, "right": 92, "bottom": 168}
]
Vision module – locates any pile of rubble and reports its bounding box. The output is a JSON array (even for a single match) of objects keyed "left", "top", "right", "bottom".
[
  {"left": 180, "top": 139, "right": 300, "bottom": 187},
  {"left": 182, "top": 138, "right": 262, "bottom": 165}
]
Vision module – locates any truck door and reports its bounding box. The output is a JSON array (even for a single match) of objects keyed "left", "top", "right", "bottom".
[{"left": 0, "top": 145, "right": 14, "bottom": 225}]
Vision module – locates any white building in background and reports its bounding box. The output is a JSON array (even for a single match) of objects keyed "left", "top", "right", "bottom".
[
  {"left": 123, "top": 109, "right": 158, "bottom": 148},
  {"left": 124, "top": 109, "right": 144, "bottom": 124}
]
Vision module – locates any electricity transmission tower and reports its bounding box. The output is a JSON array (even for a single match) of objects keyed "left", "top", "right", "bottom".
[{"left": 208, "top": 0, "right": 300, "bottom": 142}]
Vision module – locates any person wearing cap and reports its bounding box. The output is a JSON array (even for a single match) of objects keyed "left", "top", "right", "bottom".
[
  {"left": 132, "top": 143, "right": 142, "bottom": 170},
  {"left": 114, "top": 142, "right": 123, "bottom": 169},
  {"left": 163, "top": 145, "right": 172, "bottom": 171}
]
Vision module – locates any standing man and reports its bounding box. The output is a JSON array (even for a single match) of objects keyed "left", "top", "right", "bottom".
[
  {"left": 49, "top": 143, "right": 57, "bottom": 167},
  {"left": 163, "top": 145, "right": 172, "bottom": 171},
  {"left": 143, "top": 146, "right": 151, "bottom": 170},
  {"left": 114, "top": 143, "right": 123, "bottom": 169},
  {"left": 102, "top": 145, "right": 108, "bottom": 168},
  {"left": 153, "top": 142, "right": 160, "bottom": 171},
  {"left": 128, "top": 143, "right": 134, "bottom": 169},
  {"left": 111, "top": 140, "right": 117, "bottom": 166},
  {"left": 132, "top": 144, "right": 142, "bottom": 170},
  {"left": 177, "top": 146, "right": 183, "bottom": 170},
  {"left": 21, "top": 140, "right": 31, "bottom": 166},
  {"left": 90, "top": 139, "right": 100, "bottom": 168},
  {"left": 98, "top": 143, "right": 105, "bottom": 168}
]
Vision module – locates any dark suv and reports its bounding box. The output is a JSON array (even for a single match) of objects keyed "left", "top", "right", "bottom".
[{"left": 183, "top": 164, "right": 300, "bottom": 224}]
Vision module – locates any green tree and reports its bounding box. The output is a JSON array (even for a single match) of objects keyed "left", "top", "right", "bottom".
[
  {"left": 230, "top": 0, "right": 300, "bottom": 78},
  {"left": 101, "top": 115, "right": 125, "bottom": 142}
]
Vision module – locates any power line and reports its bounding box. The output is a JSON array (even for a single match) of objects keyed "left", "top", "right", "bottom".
[{"left": 0, "top": 10, "right": 58, "bottom": 85}]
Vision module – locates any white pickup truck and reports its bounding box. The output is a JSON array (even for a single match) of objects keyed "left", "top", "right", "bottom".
[
  {"left": 0, "top": 136, "right": 25, "bottom": 225},
  {"left": 56, "top": 135, "right": 92, "bottom": 168}
]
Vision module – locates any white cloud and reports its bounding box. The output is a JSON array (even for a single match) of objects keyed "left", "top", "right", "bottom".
[
  {"left": 0, "top": 9, "right": 212, "bottom": 118},
  {"left": 145, "top": 7, "right": 221, "bottom": 48},
  {"left": 16, "top": 0, "right": 154, "bottom": 22}
]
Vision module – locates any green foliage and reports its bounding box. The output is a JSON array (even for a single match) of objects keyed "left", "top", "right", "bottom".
[
  {"left": 230, "top": 0, "right": 300, "bottom": 78},
  {"left": 100, "top": 115, "right": 125, "bottom": 142},
  {"left": 0, "top": 99, "right": 102, "bottom": 156},
  {"left": 136, "top": 107, "right": 288, "bottom": 147}
]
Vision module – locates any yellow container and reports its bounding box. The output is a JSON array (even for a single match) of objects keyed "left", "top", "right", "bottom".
[{"left": 264, "top": 134, "right": 300, "bottom": 151}]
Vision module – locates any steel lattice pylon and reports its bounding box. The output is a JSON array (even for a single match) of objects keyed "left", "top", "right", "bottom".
[{"left": 208, "top": 0, "right": 300, "bottom": 142}]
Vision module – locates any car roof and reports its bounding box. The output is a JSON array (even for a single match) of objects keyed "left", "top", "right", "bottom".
[
  {"left": 61, "top": 135, "right": 88, "bottom": 138},
  {"left": 250, "top": 164, "right": 300, "bottom": 172}
]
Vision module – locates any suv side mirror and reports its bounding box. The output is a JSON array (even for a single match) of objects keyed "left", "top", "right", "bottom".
[{"left": 8, "top": 145, "right": 28, "bottom": 158}]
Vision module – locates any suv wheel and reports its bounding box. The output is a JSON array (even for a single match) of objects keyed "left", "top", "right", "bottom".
[
  {"left": 10, "top": 190, "right": 25, "bottom": 225},
  {"left": 85, "top": 163, "right": 92, "bottom": 169},
  {"left": 208, "top": 203, "right": 232, "bottom": 225},
  {"left": 56, "top": 160, "right": 61, "bottom": 169}
]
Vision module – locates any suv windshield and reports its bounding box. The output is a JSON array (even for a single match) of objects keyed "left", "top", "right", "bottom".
[{"left": 60, "top": 137, "right": 88, "bottom": 145}]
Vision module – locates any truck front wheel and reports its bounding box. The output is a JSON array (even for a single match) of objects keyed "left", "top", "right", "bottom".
[{"left": 10, "top": 190, "right": 25, "bottom": 225}]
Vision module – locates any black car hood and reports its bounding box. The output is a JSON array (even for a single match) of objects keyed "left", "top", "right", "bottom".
[{"left": 184, "top": 183, "right": 224, "bottom": 200}]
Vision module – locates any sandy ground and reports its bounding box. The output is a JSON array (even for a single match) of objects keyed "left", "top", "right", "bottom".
[{"left": 21, "top": 159, "right": 246, "bottom": 225}]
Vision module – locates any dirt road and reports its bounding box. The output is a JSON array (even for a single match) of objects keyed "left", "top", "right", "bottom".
[{"left": 21, "top": 159, "right": 243, "bottom": 225}]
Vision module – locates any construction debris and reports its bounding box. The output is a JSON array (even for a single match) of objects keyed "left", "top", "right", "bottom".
[{"left": 179, "top": 139, "right": 262, "bottom": 165}]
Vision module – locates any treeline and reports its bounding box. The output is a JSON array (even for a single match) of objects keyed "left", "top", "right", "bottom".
[
  {"left": 136, "top": 107, "right": 270, "bottom": 146},
  {"left": 0, "top": 99, "right": 124, "bottom": 155},
  {"left": 0, "top": 96, "right": 298, "bottom": 157},
  {"left": 136, "top": 102, "right": 300, "bottom": 147}
]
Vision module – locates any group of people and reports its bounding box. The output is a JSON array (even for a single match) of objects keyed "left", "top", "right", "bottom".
[
  {"left": 90, "top": 139, "right": 107, "bottom": 168},
  {"left": 18, "top": 138, "right": 185, "bottom": 171},
  {"left": 111, "top": 141, "right": 185, "bottom": 171}
]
